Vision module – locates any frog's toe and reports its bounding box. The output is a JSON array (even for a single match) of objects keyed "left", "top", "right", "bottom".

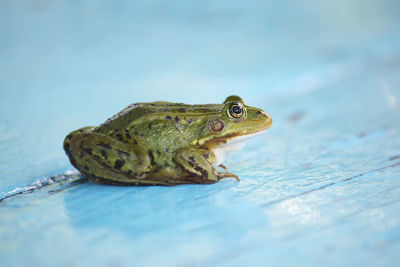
[
  {"left": 218, "top": 172, "right": 240, "bottom": 182},
  {"left": 217, "top": 164, "right": 228, "bottom": 170}
]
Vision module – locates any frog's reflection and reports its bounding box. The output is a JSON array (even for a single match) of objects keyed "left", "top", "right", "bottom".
[{"left": 63, "top": 180, "right": 263, "bottom": 239}]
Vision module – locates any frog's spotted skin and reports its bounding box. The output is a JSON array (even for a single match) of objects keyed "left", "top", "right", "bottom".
[{"left": 63, "top": 95, "right": 272, "bottom": 185}]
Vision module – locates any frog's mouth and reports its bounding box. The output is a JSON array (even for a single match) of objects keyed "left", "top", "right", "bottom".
[{"left": 203, "top": 126, "right": 268, "bottom": 148}]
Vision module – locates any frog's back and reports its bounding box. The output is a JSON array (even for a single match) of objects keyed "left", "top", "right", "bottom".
[{"left": 95, "top": 101, "right": 223, "bottom": 134}]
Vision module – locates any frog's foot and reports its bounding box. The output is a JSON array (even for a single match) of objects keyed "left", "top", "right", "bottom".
[
  {"left": 64, "top": 126, "right": 96, "bottom": 169},
  {"left": 174, "top": 148, "right": 240, "bottom": 184},
  {"left": 217, "top": 171, "right": 240, "bottom": 181},
  {"left": 65, "top": 131, "right": 152, "bottom": 184},
  {"left": 175, "top": 147, "right": 220, "bottom": 183}
]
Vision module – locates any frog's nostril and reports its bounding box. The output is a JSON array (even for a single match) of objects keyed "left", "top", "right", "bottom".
[
  {"left": 256, "top": 110, "right": 268, "bottom": 117},
  {"left": 258, "top": 110, "right": 272, "bottom": 127}
]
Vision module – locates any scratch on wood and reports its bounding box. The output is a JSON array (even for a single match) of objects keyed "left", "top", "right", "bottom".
[
  {"left": 0, "top": 173, "right": 85, "bottom": 203},
  {"left": 337, "top": 197, "right": 400, "bottom": 223},
  {"left": 262, "top": 162, "right": 400, "bottom": 207},
  {"left": 388, "top": 155, "right": 400, "bottom": 161},
  {"left": 0, "top": 188, "right": 35, "bottom": 202}
]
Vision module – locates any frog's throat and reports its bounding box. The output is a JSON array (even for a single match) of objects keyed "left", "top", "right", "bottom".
[{"left": 210, "top": 134, "right": 253, "bottom": 164}]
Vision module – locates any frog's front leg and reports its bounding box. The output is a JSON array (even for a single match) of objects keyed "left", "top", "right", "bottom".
[
  {"left": 174, "top": 147, "right": 240, "bottom": 184},
  {"left": 64, "top": 129, "right": 155, "bottom": 185}
]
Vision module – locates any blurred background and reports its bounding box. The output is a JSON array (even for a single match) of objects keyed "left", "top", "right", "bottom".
[{"left": 1, "top": 1, "right": 400, "bottom": 266}]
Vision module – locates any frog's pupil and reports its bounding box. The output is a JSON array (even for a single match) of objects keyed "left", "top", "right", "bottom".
[{"left": 232, "top": 105, "right": 242, "bottom": 114}]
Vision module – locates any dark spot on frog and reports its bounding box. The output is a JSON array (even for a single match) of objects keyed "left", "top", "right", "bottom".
[
  {"left": 100, "top": 149, "right": 108, "bottom": 159},
  {"left": 127, "top": 170, "right": 132, "bottom": 175},
  {"left": 97, "top": 142, "right": 111, "bottom": 149},
  {"left": 116, "top": 134, "right": 123, "bottom": 141},
  {"left": 175, "top": 116, "right": 179, "bottom": 122},
  {"left": 178, "top": 108, "right": 186, "bottom": 112},
  {"left": 84, "top": 148, "right": 93, "bottom": 155},
  {"left": 186, "top": 118, "right": 194, "bottom": 124},
  {"left": 117, "top": 149, "right": 130, "bottom": 157},
  {"left": 188, "top": 156, "right": 195, "bottom": 167},
  {"left": 165, "top": 147, "right": 169, "bottom": 152},
  {"left": 125, "top": 130, "right": 132, "bottom": 139},
  {"left": 133, "top": 140, "right": 138, "bottom": 145},
  {"left": 66, "top": 135, "right": 72, "bottom": 140},
  {"left": 166, "top": 115, "right": 172, "bottom": 120},
  {"left": 194, "top": 165, "right": 208, "bottom": 179},
  {"left": 134, "top": 131, "right": 138, "bottom": 135},
  {"left": 92, "top": 153, "right": 102, "bottom": 162},
  {"left": 157, "top": 150, "right": 161, "bottom": 156},
  {"left": 194, "top": 166, "right": 204, "bottom": 174},
  {"left": 203, "top": 152, "right": 209, "bottom": 159},
  {"left": 83, "top": 165, "right": 89, "bottom": 170},
  {"left": 148, "top": 123, "right": 152, "bottom": 129},
  {"left": 257, "top": 110, "right": 261, "bottom": 115},
  {"left": 113, "top": 159, "right": 125, "bottom": 170},
  {"left": 164, "top": 161, "right": 170, "bottom": 167},
  {"left": 148, "top": 150, "right": 155, "bottom": 165}
]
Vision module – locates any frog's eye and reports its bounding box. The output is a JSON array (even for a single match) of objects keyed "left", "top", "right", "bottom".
[{"left": 228, "top": 102, "right": 245, "bottom": 119}]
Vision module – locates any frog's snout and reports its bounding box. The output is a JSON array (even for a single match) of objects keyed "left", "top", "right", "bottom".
[{"left": 255, "top": 110, "right": 272, "bottom": 130}]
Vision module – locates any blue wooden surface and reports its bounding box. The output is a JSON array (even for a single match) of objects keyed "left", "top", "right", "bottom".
[{"left": 1, "top": 1, "right": 400, "bottom": 266}]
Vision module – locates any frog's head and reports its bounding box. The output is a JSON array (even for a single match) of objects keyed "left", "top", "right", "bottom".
[{"left": 195, "top": 95, "right": 272, "bottom": 148}]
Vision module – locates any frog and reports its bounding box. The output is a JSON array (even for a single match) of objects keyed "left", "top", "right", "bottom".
[{"left": 63, "top": 95, "right": 272, "bottom": 185}]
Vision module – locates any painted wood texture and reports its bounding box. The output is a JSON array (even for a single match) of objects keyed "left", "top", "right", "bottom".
[{"left": 1, "top": 1, "right": 400, "bottom": 266}]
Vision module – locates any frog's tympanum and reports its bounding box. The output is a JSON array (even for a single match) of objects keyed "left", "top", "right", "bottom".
[{"left": 64, "top": 95, "right": 272, "bottom": 185}]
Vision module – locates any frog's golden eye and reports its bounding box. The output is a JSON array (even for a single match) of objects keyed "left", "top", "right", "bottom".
[{"left": 228, "top": 102, "right": 245, "bottom": 119}]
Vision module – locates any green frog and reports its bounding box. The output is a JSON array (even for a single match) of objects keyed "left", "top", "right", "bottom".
[{"left": 63, "top": 95, "right": 272, "bottom": 185}]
